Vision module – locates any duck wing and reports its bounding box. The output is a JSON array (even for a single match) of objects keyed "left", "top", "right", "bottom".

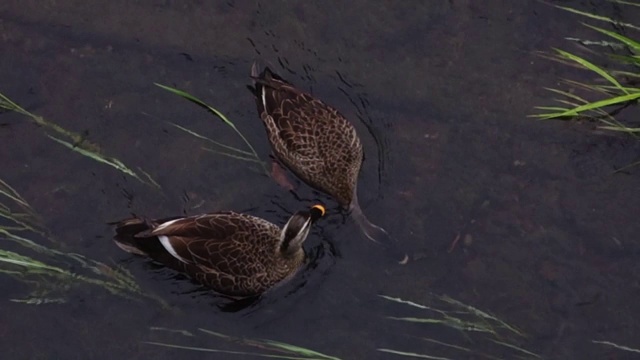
[
  {"left": 254, "top": 68, "right": 361, "bottom": 168},
  {"left": 148, "top": 212, "right": 276, "bottom": 277}
]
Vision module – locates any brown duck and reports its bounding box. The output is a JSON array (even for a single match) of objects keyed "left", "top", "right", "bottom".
[
  {"left": 248, "top": 65, "right": 407, "bottom": 262},
  {"left": 112, "top": 205, "right": 325, "bottom": 297}
]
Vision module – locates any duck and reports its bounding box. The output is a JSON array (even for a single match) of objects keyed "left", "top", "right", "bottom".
[
  {"left": 248, "top": 64, "right": 407, "bottom": 263},
  {"left": 112, "top": 204, "right": 325, "bottom": 297}
]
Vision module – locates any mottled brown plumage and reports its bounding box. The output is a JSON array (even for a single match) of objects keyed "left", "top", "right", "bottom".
[
  {"left": 249, "top": 66, "right": 362, "bottom": 207},
  {"left": 249, "top": 66, "right": 408, "bottom": 264},
  {"left": 112, "top": 205, "right": 325, "bottom": 297}
]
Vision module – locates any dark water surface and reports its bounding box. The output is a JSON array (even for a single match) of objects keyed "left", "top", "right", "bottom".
[{"left": 1, "top": 1, "right": 640, "bottom": 359}]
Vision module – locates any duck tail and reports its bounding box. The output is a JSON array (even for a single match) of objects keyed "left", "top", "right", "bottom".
[
  {"left": 247, "top": 62, "right": 267, "bottom": 109},
  {"left": 250, "top": 61, "right": 284, "bottom": 82},
  {"left": 248, "top": 62, "right": 269, "bottom": 89},
  {"left": 247, "top": 62, "right": 289, "bottom": 93},
  {"left": 247, "top": 62, "right": 277, "bottom": 117},
  {"left": 112, "top": 218, "right": 152, "bottom": 256},
  {"left": 248, "top": 62, "right": 300, "bottom": 119},
  {"left": 349, "top": 195, "right": 409, "bottom": 264},
  {"left": 112, "top": 216, "right": 184, "bottom": 256}
]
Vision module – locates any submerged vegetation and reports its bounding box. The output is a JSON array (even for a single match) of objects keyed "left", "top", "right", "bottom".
[
  {"left": 378, "top": 294, "right": 539, "bottom": 360},
  {"left": 147, "top": 327, "right": 341, "bottom": 360},
  {"left": 0, "top": 178, "right": 167, "bottom": 306},
  {"left": 0, "top": 92, "right": 160, "bottom": 188},
  {"left": 0, "top": 83, "right": 267, "bottom": 306},
  {"left": 141, "top": 293, "right": 539, "bottom": 359},
  {"left": 532, "top": 3, "right": 640, "bottom": 136},
  {"left": 592, "top": 340, "right": 640, "bottom": 355},
  {"left": 155, "top": 83, "right": 268, "bottom": 175}
]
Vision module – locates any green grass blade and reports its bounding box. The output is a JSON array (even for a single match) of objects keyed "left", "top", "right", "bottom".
[
  {"left": 46, "top": 135, "right": 156, "bottom": 187},
  {"left": 0, "top": 177, "right": 165, "bottom": 307},
  {"left": 545, "top": 88, "right": 590, "bottom": 104},
  {"left": 149, "top": 327, "right": 194, "bottom": 337},
  {"left": 555, "top": 5, "right": 640, "bottom": 31},
  {"left": 168, "top": 122, "right": 254, "bottom": 156},
  {"left": 388, "top": 316, "right": 493, "bottom": 333},
  {"left": 532, "top": 106, "right": 570, "bottom": 111},
  {"left": 0, "top": 179, "right": 30, "bottom": 208},
  {"left": 0, "top": 228, "right": 61, "bottom": 255},
  {"left": 554, "top": 99, "right": 583, "bottom": 109},
  {"left": 561, "top": 79, "right": 617, "bottom": 96},
  {"left": 201, "top": 147, "right": 266, "bottom": 163},
  {"left": 387, "top": 317, "right": 444, "bottom": 324},
  {"left": 583, "top": 23, "right": 640, "bottom": 53},
  {"left": 613, "top": 159, "right": 640, "bottom": 173},
  {"left": 419, "top": 338, "right": 471, "bottom": 353},
  {"left": 565, "top": 37, "right": 627, "bottom": 49},
  {"left": 607, "top": 0, "right": 640, "bottom": 8},
  {"left": 1, "top": 92, "right": 85, "bottom": 143},
  {"left": 576, "top": 83, "right": 640, "bottom": 95},
  {"left": 137, "top": 168, "right": 162, "bottom": 189},
  {"left": 592, "top": 340, "right": 640, "bottom": 354},
  {"left": 609, "top": 54, "right": 640, "bottom": 66},
  {"left": 155, "top": 83, "right": 268, "bottom": 175},
  {"left": 539, "top": 92, "right": 640, "bottom": 119},
  {"left": 554, "top": 99, "right": 609, "bottom": 117},
  {"left": 145, "top": 342, "right": 313, "bottom": 359},
  {"left": 11, "top": 297, "right": 66, "bottom": 305},
  {"left": 0, "top": 249, "right": 66, "bottom": 274},
  {"left": 1, "top": 92, "right": 159, "bottom": 189},
  {"left": 196, "top": 328, "right": 339, "bottom": 360},
  {"left": 611, "top": 70, "right": 640, "bottom": 79},
  {"left": 439, "top": 295, "right": 524, "bottom": 336},
  {"left": 154, "top": 83, "right": 235, "bottom": 127},
  {"left": 554, "top": 48, "right": 629, "bottom": 94},
  {"left": 529, "top": 110, "right": 571, "bottom": 119},
  {"left": 598, "top": 125, "right": 640, "bottom": 132},
  {"left": 534, "top": 3, "right": 640, "bottom": 137},
  {"left": 260, "top": 340, "right": 341, "bottom": 360},
  {"left": 379, "top": 295, "right": 431, "bottom": 310},
  {"left": 377, "top": 349, "right": 453, "bottom": 360},
  {"left": 598, "top": 116, "right": 639, "bottom": 132},
  {"left": 569, "top": 92, "right": 640, "bottom": 112},
  {"left": 381, "top": 293, "right": 537, "bottom": 359},
  {"left": 0, "top": 92, "right": 33, "bottom": 118},
  {"left": 489, "top": 339, "right": 541, "bottom": 358}
]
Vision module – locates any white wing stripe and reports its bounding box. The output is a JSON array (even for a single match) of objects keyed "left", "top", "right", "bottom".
[
  {"left": 155, "top": 218, "right": 181, "bottom": 232},
  {"left": 158, "top": 235, "right": 189, "bottom": 263}
]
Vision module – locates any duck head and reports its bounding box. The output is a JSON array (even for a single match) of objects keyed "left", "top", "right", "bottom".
[{"left": 279, "top": 204, "right": 325, "bottom": 256}]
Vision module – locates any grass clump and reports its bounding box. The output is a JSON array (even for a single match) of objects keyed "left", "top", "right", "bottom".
[
  {"left": 0, "top": 92, "right": 159, "bottom": 188},
  {"left": 532, "top": 3, "right": 640, "bottom": 136},
  {"left": 378, "top": 293, "right": 539, "bottom": 360},
  {"left": 0, "top": 178, "right": 167, "bottom": 307},
  {"left": 155, "top": 83, "right": 268, "bottom": 174}
]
